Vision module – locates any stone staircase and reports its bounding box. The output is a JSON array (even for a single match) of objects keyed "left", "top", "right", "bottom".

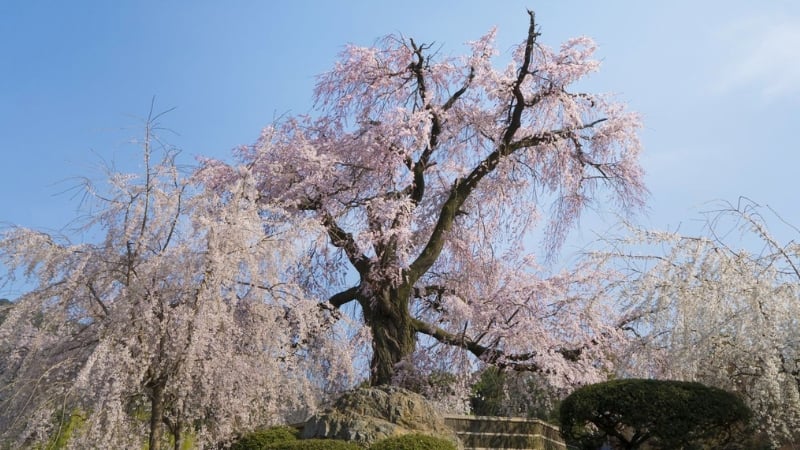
[{"left": 444, "top": 415, "right": 568, "bottom": 450}]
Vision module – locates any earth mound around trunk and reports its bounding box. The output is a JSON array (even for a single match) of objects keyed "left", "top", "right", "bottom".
[{"left": 301, "top": 385, "right": 462, "bottom": 448}]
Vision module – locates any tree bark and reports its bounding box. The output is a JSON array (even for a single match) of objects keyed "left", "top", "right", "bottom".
[
  {"left": 362, "top": 285, "right": 417, "bottom": 386},
  {"left": 173, "top": 425, "right": 181, "bottom": 450},
  {"left": 148, "top": 381, "right": 166, "bottom": 450}
]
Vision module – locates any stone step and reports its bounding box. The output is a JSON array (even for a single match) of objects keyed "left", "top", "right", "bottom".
[
  {"left": 443, "top": 415, "right": 568, "bottom": 450},
  {"left": 463, "top": 448, "right": 561, "bottom": 450},
  {"left": 464, "top": 447, "right": 539, "bottom": 450},
  {"left": 445, "top": 415, "right": 561, "bottom": 438},
  {"left": 455, "top": 431, "right": 567, "bottom": 450}
]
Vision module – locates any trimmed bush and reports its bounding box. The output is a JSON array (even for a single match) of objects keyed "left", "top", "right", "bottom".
[
  {"left": 370, "top": 433, "right": 457, "bottom": 450},
  {"left": 231, "top": 425, "right": 299, "bottom": 450},
  {"left": 263, "top": 438, "right": 360, "bottom": 450},
  {"left": 559, "top": 379, "right": 752, "bottom": 449}
]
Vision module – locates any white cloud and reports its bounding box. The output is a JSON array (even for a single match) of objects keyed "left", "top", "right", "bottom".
[{"left": 713, "top": 14, "right": 800, "bottom": 100}]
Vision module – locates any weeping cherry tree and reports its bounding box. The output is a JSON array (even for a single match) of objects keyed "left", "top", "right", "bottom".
[
  {"left": 198, "top": 11, "right": 646, "bottom": 387},
  {"left": 0, "top": 112, "right": 357, "bottom": 449},
  {"left": 599, "top": 198, "right": 800, "bottom": 446}
]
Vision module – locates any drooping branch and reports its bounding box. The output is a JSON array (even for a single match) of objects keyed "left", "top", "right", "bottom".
[
  {"left": 730, "top": 200, "right": 800, "bottom": 280},
  {"left": 509, "top": 119, "right": 607, "bottom": 151},
  {"left": 160, "top": 182, "right": 186, "bottom": 253},
  {"left": 87, "top": 282, "right": 109, "bottom": 317},
  {"left": 412, "top": 318, "right": 543, "bottom": 372},
  {"left": 413, "top": 311, "right": 593, "bottom": 369}
]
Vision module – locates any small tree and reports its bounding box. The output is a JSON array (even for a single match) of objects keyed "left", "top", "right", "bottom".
[
  {"left": 470, "top": 366, "right": 562, "bottom": 420},
  {"left": 470, "top": 367, "right": 507, "bottom": 416},
  {"left": 559, "top": 379, "right": 752, "bottom": 450},
  {"left": 0, "top": 112, "right": 356, "bottom": 449},
  {"left": 598, "top": 199, "right": 800, "bottom": 446}
]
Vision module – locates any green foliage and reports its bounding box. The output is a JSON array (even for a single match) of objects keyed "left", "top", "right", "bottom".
[
  {"left": 168, "top": 431, "right": 196, "bottom": 450},
  {"left": 233, "top": 433, "right": 455, "bottom": 450},
  {"left": 469, "top": 367, "right": 561, "bottom": 421},
  {"left": 230, "top": 426, "right": 299, "bottom": 450},
  {"left": 470, "top": 367, "right": 506, "bottom": 416},
  {"left": 36, "top": 409, "right": 87, "bottom": 450},
  {"left": 559, "top": 379, "right": 752, "bottom": 450},
  {"left": 262, "top": 439, "right": 360, "bottom": 450},
  {"left": 369, "top": 433, "right": 456, "bottom": 450},
  {"left": 0, "top": 298, "right": 11, "bottom": 324}
]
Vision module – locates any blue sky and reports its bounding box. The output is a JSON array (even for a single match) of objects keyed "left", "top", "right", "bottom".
[{"left": 2, "top": 1, "right": 799, "bottom": 297}]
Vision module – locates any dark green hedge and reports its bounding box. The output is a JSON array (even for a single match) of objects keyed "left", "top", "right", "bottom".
[
  {"left": 263, "top": 439, "right": 361, "bottom": 450},
  {"left": 370, "top": 433, "right": 457, "bottom": 450},
  {"left": 230, "top": 426, "right": 456, "bottom": 450},
  {"left": 230, "top": 426, "right": 299, "bottom": 450},
  {"left": 559, "top": 379, "right": 752, "bottom": 449}
]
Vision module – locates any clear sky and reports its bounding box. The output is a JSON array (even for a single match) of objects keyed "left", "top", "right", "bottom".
[{"left": 2, "top": 1, "right": 799, "bottom": 298}]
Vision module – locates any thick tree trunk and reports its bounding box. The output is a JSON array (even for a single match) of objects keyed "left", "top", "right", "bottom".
[
  {"left": 362, "top": 285, "right": 417, "bottom": 385},
  {"left": 148, "top": 381, "right": 166, "bottom": 450}
]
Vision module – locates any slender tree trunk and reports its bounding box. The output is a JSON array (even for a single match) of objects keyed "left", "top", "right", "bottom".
[
  {"left": 362, "top": 285, "right": 417, "bottom": 385},
  {"left": 148, "top": 381, "right": 166, "bottom": 450},
  {"left": 172, "top": 419, "right": 181, "bottom": 450}
]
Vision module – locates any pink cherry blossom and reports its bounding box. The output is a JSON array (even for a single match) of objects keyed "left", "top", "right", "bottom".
[{"left": 198, "top": 11, "right": 645, "bottom": 387}]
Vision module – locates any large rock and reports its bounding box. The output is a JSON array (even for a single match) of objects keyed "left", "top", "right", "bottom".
[{"left": 301, "top": 385, "right": 462, "bottom": 448}]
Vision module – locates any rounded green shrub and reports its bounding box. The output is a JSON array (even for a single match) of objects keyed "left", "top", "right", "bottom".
[
  {"left": 264, "top": 438, "right": 361, "bottom": 450},
  {"left": 369, "top": 433, "right": 457, "bottom": 450},
  {"left": 559, "top": 378, "right": 752, "bottom": 450},
  {"left": 230, "top": 425, "right": 299, "bottom": 450}
]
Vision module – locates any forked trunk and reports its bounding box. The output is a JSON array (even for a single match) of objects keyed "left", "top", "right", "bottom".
[{"left": 362, "top": 285, "right": 417, "bottom": 385}]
